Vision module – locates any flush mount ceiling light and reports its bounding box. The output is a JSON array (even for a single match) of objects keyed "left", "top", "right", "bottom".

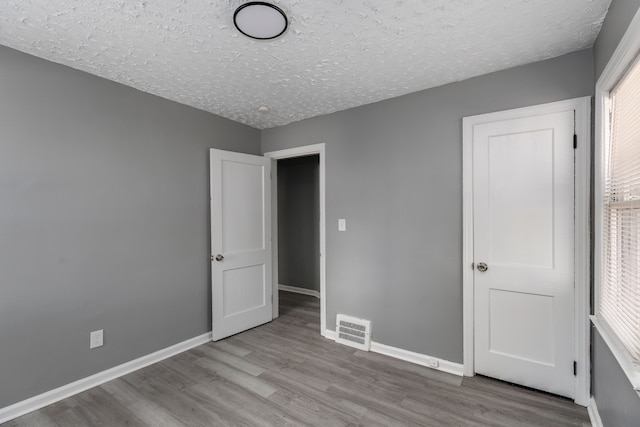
[{"left": 233, "top": 2, "right": 288, "bottom": 40}]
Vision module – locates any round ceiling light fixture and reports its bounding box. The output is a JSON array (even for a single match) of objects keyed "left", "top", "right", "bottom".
[{"left": 233, "top": 2, "right": 288, "bottom": 40}]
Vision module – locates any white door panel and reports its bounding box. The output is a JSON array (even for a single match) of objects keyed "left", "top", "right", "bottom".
[
  {"left": 210, "top": 149, "right": 272, "bottom": 341},
  {"left": 473, "top": 111, "right": 575, "bottom": 398},
  {"left": 488, "top": 289, "right": 555, "bottom": 365},
  {"left": 221, "top": 159, "right": 266, "bottom": 253}
]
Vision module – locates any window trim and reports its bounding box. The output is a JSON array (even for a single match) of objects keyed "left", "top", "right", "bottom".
[{"left": 593, "top": 7, "right": 640, "bottom": 393}]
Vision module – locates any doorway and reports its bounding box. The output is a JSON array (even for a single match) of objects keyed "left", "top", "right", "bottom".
[
  {"left": 462, "top": 98, "right": 591, "bottom": 406},
  {"left": 277, "top": 155, "right": 320, "bottom": 299},
  {"left": 264, "top": 144, "right": 327, "bottom": 336}
]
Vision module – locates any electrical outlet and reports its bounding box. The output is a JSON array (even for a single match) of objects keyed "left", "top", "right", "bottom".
[
  {"left": 90, "top": 329, "right": 104, "bottom": 349},
  {"left": 428, "top": 358, "right": 439, "bottom": 369}
]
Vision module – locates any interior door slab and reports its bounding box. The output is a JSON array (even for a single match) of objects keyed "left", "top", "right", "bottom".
[
  {"left": 210, "top": 149, "right": 272, "bottom": 341},
  {"left": 472, "top": 111, "right": 575, "bottom": 398}
]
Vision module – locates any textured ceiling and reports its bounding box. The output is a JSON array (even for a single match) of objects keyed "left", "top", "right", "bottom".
[{"left": 0, "top": 0, "right": 610, "bottom": 129}]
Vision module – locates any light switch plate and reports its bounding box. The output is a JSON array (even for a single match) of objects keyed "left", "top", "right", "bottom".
[
  {"left": 90, "top": 329, "right": 104, "bottom": 349},
  {"left": 338, "top": 219, "right": 346, "bottom": 231}
]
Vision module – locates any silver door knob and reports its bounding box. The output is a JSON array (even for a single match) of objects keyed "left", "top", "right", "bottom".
[
  {"left": 477, "top": 262, "right": 488, "bottom": 272},
  {"left": 215, "top": 254, "right": 224, "bottom": 262}
]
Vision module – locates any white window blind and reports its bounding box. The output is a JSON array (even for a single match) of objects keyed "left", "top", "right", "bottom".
[{"left": 600, "top": 56, "right": 640, "bottom": 362}]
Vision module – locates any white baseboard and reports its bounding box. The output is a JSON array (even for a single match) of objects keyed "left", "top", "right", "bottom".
[
  {"left": 587, "top": 396, "right": 604, "bottom": 427},
  {"left": 0, "top": 332, "right": 212, "bottom": 424},
  {"left": 370, "top": 341, "right": 465, "bottom": 376},
  {"left": 279, "top": 284, "right": 320, "bottom": 299},
  {"left": 324, "top": 329, "right": 464, "bottom": 377}
]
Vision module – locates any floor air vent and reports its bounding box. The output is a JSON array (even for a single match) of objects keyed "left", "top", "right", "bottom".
[{"left": 335, "top": 314, "right": 371, "bottom": 351}]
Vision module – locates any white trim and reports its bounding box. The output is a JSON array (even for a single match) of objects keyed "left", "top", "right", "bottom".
[
  {"left": 587, "top": 397, "right": 604, "bottom": 427},
  {"left": 264, "top": 143, "right": 327, "bottom": 337},
  {"left": 591, "top": 316, "right": 640, "bottom": 391},
  {"left": 324, "top": 329, "right": 336, "bottom": 340},
  {"left": 593, "top": 7, "right": 640, "bottom": 394},
  {"left": 324, "top": 329, "right": 464, "bottom": 376},
  {"left": 462, "top": 97, "right": 592, "bottom": 406},
  {"left": 573, "top": 98, "right": 592, "bottom": 407},
  {"left": 279, "top": 284, "right": 320, "bottom": 299},
  {"left": 270, "top": 159, "right": 279, "bottom": 319},
  {"left": 462, "top": 115, "right": 475, "bottom": 378},
  {"left": 370, "top": 342, "right": 465, "bottom": 376},
  {"left": 0, "top": 333, "right": 212, "bottom": 425}
]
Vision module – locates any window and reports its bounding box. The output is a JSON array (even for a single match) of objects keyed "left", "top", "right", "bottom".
[
  {"left": 599, "top": 57, "right": 640, "bottom": 365},
  {"left": 594, "top": 18, "right": 640, "bottom": 387}
]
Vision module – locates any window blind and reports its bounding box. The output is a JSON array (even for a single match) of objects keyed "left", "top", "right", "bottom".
[{"left": 600, "top": 56, "right": 640, "bottom": 362}]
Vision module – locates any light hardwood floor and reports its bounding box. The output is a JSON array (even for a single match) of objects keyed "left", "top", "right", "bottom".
[{"left": 6, "top": 291, "right": 590, "bottom": 426}]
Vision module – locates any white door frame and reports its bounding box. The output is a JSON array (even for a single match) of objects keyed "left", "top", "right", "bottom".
[
  {"left": 264, "top": 143, "right": 327, "bottom": 336},
  {"left": 462, "top": 97, "right": 591, "bottom": 406}
]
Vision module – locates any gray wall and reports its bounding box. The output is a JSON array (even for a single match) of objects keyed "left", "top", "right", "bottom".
[
  {"left": 594, "top": 0, "right": 640, "bottom": 79},
  {"left": 262, "top": 49, "right": 594, "bottom": 363},
  {"left": 277, "top": 155, "right": 320, "bottom": 292},
  {"left": 592, "top": 1, "right": 640, "bottom": 425},
  {"left": 0, "top": 45, "right": 260, "bottom": 407},
  {"left": 592, "top": 332, "right": 640, "bottom": 426}
]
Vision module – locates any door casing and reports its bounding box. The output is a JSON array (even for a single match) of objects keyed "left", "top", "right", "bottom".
[
  {"left": 264, "top": 143, "right": 327, "bottom": 336},
  {"left": 462, "top": 97, "right": 591, "bottom": 406}
]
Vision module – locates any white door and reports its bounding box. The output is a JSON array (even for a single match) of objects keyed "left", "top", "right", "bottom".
[
  {"left": 210, "top": 149, "right": 272, "bottom": 341},
  {"left": 472, "top": 111, "right": 575, "bottom": 398}
]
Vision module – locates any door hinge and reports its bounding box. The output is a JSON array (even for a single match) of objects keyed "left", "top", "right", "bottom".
[
  {"left": 573, "top": 361, "right": 577, "bottom": 376},
  {"left": 573, "top": 134, "right": 577, "bottom": 149}
]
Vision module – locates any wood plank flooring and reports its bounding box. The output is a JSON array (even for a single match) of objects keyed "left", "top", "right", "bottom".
[{"left": 6, "top": 291, "right": 590, "bottom": 426}]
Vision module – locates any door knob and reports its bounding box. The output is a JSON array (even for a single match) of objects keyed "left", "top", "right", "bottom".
[
  {"left": 215, "top": 254, "right": 224, "bottom": 262},
  {"left": 477, "top": 262, "right": 488, "bottom": 272}
]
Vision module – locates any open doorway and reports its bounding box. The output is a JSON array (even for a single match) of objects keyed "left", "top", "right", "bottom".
[
  {"left": 277, "top": 155, "right": 320, "bottom": 299},
  {"left": 264, "top": 144, "right": 327, "bottom": 336}
]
